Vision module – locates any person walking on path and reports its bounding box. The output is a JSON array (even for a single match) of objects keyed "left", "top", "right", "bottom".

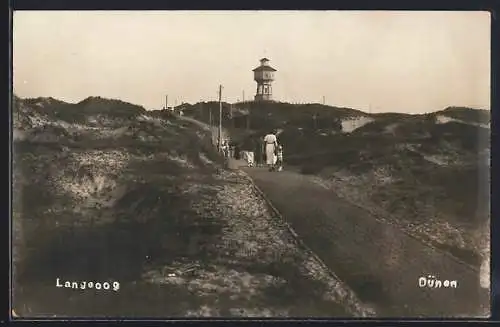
[
  {"left": 263, "top": 130, "right": 278, "bottom": 171},
  {"left": 228, "top": 141, "right": 235, "bottom": 159},
  {"left": 276, "top": 144, "right": 284, "bottom": 171},
  {"left": 220, "top": 139, "right": 230, "bottom": 167}
]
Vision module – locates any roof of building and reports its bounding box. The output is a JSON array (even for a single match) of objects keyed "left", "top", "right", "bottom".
[
  {"left": 260, "top": 57, "right": 270, "bottom": 62},
  {"left": 253, "top": 65, "right": 277, "bottom": 72}
]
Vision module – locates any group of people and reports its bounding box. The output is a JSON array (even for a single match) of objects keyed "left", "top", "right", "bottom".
[
  {"left": 219, "top": 129, "right": 284, "bottom": 171},
  {"left": 263, "top": 129, "right": 283, "bottom": 171},
  {"left": 220, "top": 139, "right": 232, "bottom": 158}
]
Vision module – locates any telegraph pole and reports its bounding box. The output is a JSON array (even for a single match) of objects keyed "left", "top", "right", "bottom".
[
  {"left": 209, "top": 104, "right": 212, "bottom": 127},
  {"left": 229, "top": 102, "right": 234, "bottom": 128},
  {"left": 165, "top": 95, "right": 168, "bottom": 110},
  {"left": 218, "top": 85, "right": 223, "bottom": 152},
  {"left": 323, "top": 96, "right": 325, "bottom": 105}
]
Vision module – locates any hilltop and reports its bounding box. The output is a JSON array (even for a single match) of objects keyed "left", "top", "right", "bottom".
[
  {"left": 177, "top": 101, "right": 489, "bottom": 145},
  {"left": 17, "top": 96, "right": 147, "bottom": 125}
]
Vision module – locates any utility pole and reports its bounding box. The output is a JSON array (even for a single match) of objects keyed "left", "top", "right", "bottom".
[
  {"left": 242, "top": 90, "right": 245, "bottom": 102},
  {"left": 165, "top": 95, "right": 168, "bottom": 110},
  {"left": 323, "top": 96, "right": 325, "bottom": 105},
  {"left": 209, "top": 103, "right": 212, "bottom": 127},
  {"left": 229, "top": 102, "right": 234, "bottom": 128},
  {"left": 218, "top": 85, "right": 223, "bottom": 152}
]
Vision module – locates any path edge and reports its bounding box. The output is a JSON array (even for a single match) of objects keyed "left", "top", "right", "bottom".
[{"left": 238, "top": 168, "right": 377, "bottom": 318}]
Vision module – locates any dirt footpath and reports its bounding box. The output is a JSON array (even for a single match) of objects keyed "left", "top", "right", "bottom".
[{"left": 242, "top": 165, "right": 490, "bottom": 318}]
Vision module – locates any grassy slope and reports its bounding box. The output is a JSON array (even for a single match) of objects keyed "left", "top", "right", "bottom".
[
  {"left": 288, "top": 112, "right": 490, "bottom": 267},
  {"left": 12, "top": 96, "right": 370, "bottom": 318}
]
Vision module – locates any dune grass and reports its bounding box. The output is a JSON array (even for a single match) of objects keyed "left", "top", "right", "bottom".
[{"left": 12, "top": 97, "right": 368, "bottom": 318}]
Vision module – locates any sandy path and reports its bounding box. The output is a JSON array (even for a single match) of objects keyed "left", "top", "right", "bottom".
[{"left": 242, "top": 165, "right": 490, "bottom": 318}]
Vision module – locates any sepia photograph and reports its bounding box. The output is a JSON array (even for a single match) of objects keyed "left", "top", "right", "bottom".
[{"left": 11, "top": 10, "right": 491, "bottom": 318}]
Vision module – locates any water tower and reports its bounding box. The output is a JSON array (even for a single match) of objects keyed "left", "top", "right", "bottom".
[{"left": 253, "top": 58, "right": 277, "bottom": 102}]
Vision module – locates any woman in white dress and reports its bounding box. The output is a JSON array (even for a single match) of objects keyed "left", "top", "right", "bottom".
[{"left": 263, "top": 130, "right": 278, "bottom": 171}]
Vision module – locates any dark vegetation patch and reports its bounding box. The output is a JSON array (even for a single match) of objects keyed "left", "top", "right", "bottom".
[
  {"left": 177, "top": 101, "right": 362, "bottom": 133},
  {"left": 437, "top": 106, "right": 490, "bottom": 124},
  {"left": 12, "top": 96, "right": 230, "bottom": 316}
]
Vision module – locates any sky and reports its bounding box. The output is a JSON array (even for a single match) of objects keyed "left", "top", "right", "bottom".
[{"left": 13, "top": 11, "right": 490, "bottom": 113}]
